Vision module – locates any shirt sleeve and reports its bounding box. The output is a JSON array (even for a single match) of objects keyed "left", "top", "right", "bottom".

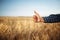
[
  {"left": 42, "top": 15, "right": 60, "bottom": 23},
  {"left": 42, "top": 17, "right": 52, "bottom": 23}
]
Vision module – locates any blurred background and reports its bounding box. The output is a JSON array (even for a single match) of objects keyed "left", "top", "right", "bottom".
[{"left": 0, "top": 0, "right": 60, "bottom": 16}]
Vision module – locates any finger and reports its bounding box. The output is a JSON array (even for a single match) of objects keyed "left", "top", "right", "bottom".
[
  {"left": 34, "top": 11, "right": 40, "bottom": 19},
  {"left": 34, "top": 10, "right": 40, "bottom": 17},
  {"left": 33, "top": 15, "right": 38, "bottom": 20},
  {"left": 33, "top": 15, "right": 38, "bottom": 22}
]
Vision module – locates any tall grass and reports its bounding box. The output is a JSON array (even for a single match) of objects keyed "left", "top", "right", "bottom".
[{"left": 0, "top": 17, "right": 60, "bottom": 40}]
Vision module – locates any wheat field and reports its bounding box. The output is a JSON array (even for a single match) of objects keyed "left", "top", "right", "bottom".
[{"left": 0, "top": 16, "right": 60, "bottom": 40}]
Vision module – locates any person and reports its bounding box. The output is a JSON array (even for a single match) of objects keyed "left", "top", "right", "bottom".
[{"left": 33, "top": 11, "right": 60, "bottom": 23}]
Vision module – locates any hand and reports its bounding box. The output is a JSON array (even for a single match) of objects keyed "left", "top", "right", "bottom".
[{"left": 33, "top": 10, "right": 44, "bottom": 22}]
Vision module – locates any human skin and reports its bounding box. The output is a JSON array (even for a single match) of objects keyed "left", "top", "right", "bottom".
[
  {"left": 33, "top": 11, "right": 44, "bottom": 22},
  {"left": 33, "top": 11, "right": 60, "bottom": 23}
]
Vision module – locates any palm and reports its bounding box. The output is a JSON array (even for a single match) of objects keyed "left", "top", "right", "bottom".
[{"left": 33, "top": 11, "right": 44, "bottom": 22}]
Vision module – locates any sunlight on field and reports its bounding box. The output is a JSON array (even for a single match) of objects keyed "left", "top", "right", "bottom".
[{"left": 0, "top": 17, "right": 60, "bottom": 40}]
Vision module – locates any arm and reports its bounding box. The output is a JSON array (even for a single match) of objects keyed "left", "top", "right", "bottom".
[
  {"left": 43, "top": 14, "right": 60, "bottom": 23},
  {"left": 33, "top": 10, "right": 60, "bottom": 23}
]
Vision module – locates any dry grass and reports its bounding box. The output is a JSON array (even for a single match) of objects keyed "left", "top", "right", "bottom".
[{"left": 0, "top": 16, "right": 60, "bottom": 40}]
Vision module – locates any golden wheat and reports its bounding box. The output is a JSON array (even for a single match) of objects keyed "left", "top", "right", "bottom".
[{"left": 0, "top": 17, "right": 60, "bottom": 40}]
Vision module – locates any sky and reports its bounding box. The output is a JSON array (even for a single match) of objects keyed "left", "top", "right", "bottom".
[{"left": 0, "top": 0, "right": 60, "bottom": 16}]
